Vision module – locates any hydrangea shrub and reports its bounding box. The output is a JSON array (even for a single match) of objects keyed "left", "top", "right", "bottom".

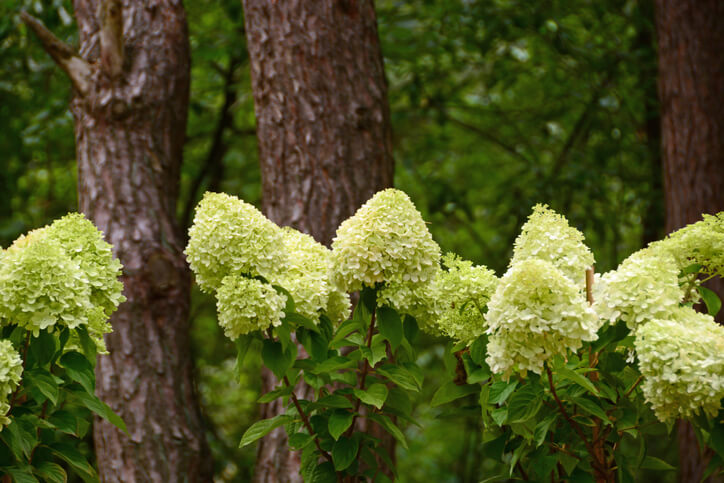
[
  {"left": 188, "top": 189, "right": 724, "bottom": 482},
  {"left": 0, "top": 214, "right": 127, "bottom": 481}
]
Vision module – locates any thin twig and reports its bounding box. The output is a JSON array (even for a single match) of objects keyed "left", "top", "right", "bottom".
[
  {"left": 623, "top": 375, "right": 644, "bottom": 398},
  {"left": 282, "top": 375, "right": 333, "bottom": 463},
  {"left": 344, "top": 310, "right": 377, "bottom": 439}
]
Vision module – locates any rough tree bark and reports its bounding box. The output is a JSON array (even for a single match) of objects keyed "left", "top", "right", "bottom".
[
  {"left": 655, "top": 1, "right": 724, "bottom": 482},
  {"left": 22, "top": 1, "right": 213, "bottom": 481},
  {"left": 242, "top": 0, "right": 394, "bottom": 480}
]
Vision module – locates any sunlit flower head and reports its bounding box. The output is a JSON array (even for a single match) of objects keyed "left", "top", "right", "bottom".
[
  {"left": 635, "top": 306, "right": 724, "bottom": 421},
  {"left": 510, "top": 204, "right": 594, "bottom": 287},
  {"left": 330, "top": 189, "right": 441, "bottom": 292},
  {"left": 486, "top": 258, "right": 599, "bottom": 378},
  {"left": 377, "top": 275, "right": 441, "bottom": 335},
  {"left": 185, "top": 192, "right": 287, "bottom": 293},
  {"left": 215, "top": 275, "right": 287, "bottom": 339}
]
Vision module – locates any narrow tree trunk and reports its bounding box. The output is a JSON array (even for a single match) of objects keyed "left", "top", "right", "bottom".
[
  {"left": 243, "top": 1, "right": 394, "bottom": 480},
  {"left": 69, "top": 1, "right": 211, "bottom": 481},
  {"left": 655, "top": 1, "right": 724, "bottom": 482}
]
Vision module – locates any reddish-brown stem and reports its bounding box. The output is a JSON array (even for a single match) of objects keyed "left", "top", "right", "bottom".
[
  {"left": 344, "top": 310, "right": 377, "bottom": 439},
  {"left": 623, "top": 375, "right": 644, "bottom": 398},
  {"left": 282, "top": 375, "right": 333, "bottom": 463}
]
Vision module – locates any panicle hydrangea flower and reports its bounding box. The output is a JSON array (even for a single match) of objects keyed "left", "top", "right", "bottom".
[
  {"left": 377, "top": 275, "right": 442, "bottom": 335},
  {"left": 330, "top": 189, "right": 441, "bottom": 292},
  {"left": 486, "top": 258, "right": 599, "bottom": 378},
  {"left": 0, "top": 339, "right": 22, "bottom": 427},
  {"left": 215, "top": 275, "right": 287, "bottom": 339},
  {"left": 272, "top": 227, "right": 350, "bottom": 323},
  {"left": 634, "top": 306, "right": 724, "bottom": 421},
  {"left": 0, "top": 231, "right": 95, "bottom": 335},
  {"left": 593, "top": 248, "right": 682, "bottom": 330},
  {"left": 510, "top": 204, "right": 594, "bottom": 287},
  {"left": 434, "top": 253, "right": 498, "bottom": 344},
  {"left": 649, "top": 212, "right": 724, "bottom": 277},
  {"left": 185, "top": 192, "right": 287, "bottom": 293},
  {"left": 44, "top": 213, "right": 125, "bottom": 316}
]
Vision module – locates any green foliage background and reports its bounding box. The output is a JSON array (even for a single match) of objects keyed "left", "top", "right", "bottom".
[{"left": 0, "top": 0, "right": 670, "bottom": 480}]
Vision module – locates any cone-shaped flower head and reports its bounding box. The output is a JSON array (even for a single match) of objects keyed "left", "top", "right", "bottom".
[
  {"left": 649, "top": 212, "right": 724, "bottom": 277},
  {"left": 510, "top": 204, "right": 594, "bottom": 287},
  {"left": 331, "top": 189, "right": 440, "bottom": 292},
  {"left": 0, "top": 339, "right": 22, "bottom": 427},
  {"left": 486, "top": 258, "right": 599, "bottom": 378},
  {"left": 215, "top": 275, "right": 287, "bottom": 339},
  {"left": 273, "top": 227, "right": 350, "bottom": 324},
  {"left": 185, "top": 192, "right": 287, "bottom": 293},
  {"left": 635, "top": 307, "right": 724, "bottom": 421},
  {"left": 434, "top": 253, "right": 497, "bottom": 344},
  {"left": 593, "top": 249, "right": 682, "bottom": 330},
  {"left": 0, "top": 229, "right": 95, "bottom": 335},
  {"left": 45, "top": 213, "right": 125, "bottom": 317}
]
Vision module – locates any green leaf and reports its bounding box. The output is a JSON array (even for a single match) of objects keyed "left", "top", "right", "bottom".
[
  {"left": 330, "top": 319, "right": 362, "bottom": 347},
  {"left": 639, "top": 456, "right": 675, "bottom": 471},
  {"left": 469, "top": 335, "right": 489, "bottom": 365},
  {"left": 288, "top": 432, "right": 315, "bottom": 450},
  {"left": 534, "top": 414, "right": 558, "bottom": 447},
  {"left": 25, "top": 369, "right": 59, "bottom": 405},
  {"left": 285, "top": 312, "right": 320, "bottom": 333},
  {"left": 507, "top": 385, "right": 542, "bottom": 423},
  {"left": 2, "top": 418, "right": 38, "bottom": 459},
  {"left": 709, "top": 419, "right": 724, "bottom": 459},
  {"left": 698, "top": 286, "right": 722, "bottom": 316},
  {"left": 376, "top": 365, "right": 420, "bottom": 392},
  {"left": 308, "top": 461, "right": 337, "bottom": 483},
  {"left": 403, "top": 315, "right": 419, "bottom": 343},
  {"left": 6, "top": 467, "right": 39, "bottom": 483},
  {"left": 32, "top": 462, "right": 67, "bottom": 483},
  {"left": 239, "top": 414, "right": 295, "bottom": 447},
  {"left": 368, "top": 413, "right": 408, "bottom": 449},
  {"left": 48, "top": 443, "right": 97, "bottom": 481},
  {"left": 71, "top": 389, "right": 127, "bottom": 433},
  {"left": 353, "top": 383, "right": 388, "bottom": 409},
  {"left": 312, "top": 356, "right": 356, "bottom": 374},
  {"left": 234, "top": 334, "right": 254, "bottom": 372},
  {"left": 557, "top": 367, "right": 599, "bottom": 396},
  {"left": 29, "top": 331, "right": 56, "bottom": 367},
  {"left": 328, "top": 411, "right": 354, "bottom": 441},
  {"left": 488, "top": 380, "right": 518, "bottom": 404},
  {"left": 431, "top": 381, "right": 478, "bottom": 407},
  {"left": 332, "top": 437, "right": 359, "bottom": 471},
  {"left": 377, "top": 306, "right": 403, "bottom": 350},
  {"left": 572, "top": 397, "right": 611, "bottom": 425},
  {"left": 75, "top": 326, "right": 97, "bottom": 364},
  {"left": 490, "top": 407, "right": 508, "bottom": 426},
  {"left": 48, "top": 410, "right": 86, "bottom": 437},
  {"left": 257, "top": 386, "right": 293, "bottom": 403},
  {"left": 317, "top": 394, "right": 354, "bottom": 409},
  {"left": 262, "top": 339, "right": 295, "bottom": 379},
  {"left": 59, "top": 351, "right": 95, "bottom": 394}
]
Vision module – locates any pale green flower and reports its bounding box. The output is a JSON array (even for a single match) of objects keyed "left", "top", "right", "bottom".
[
  {"left": 434, "top": 253, "right": 497, "bottom": 344},
  {"left": 650, "top": 212, "right": 724, "bottom": 277},
  {"left": 486, "top": 259, "right": 599, "bottom": 378},
  {"left": 510, "top": 204, "right": 594, "bottom": 287},
  {"left": 593, "top": 249, "right": 682, "bottom": 330},
  {"left": 331, "top": 189, "right": 441, "bottom": 292},
  {"left": 215, "top": 275, "right": 287, "bottom": 339},
  {"left": 185, "top": 192, "right": 287, "bottom": 293},
  {"left": 0, "top": 339, "right": 23, "bottom": 428},
  {"left": 635, "top": 307, "right": 724, "bottom": 421},
  {"left": 45, "top": 213, "right": 125, "bottom": 316},
  {"left": 273, "top": 227, "right": 350, "bottom": 324},
  {"left": 0, "top": 231, "right": 95, "bottom": 335},
  {"left": 377, "top": 275, "right": 441, "bottom": 335}
]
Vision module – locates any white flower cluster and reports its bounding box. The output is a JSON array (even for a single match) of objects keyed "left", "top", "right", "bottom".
[
  {"left": 377, "top": 276, "right": 442, "bottom": 334},
  {"left": 434, "top": 253, "right": 497, "bottom": 344},
  {"left": 486, "top": 259, "right": 599, "bottom": 378},
  {"left": 634, "top": 307, "right": 724, "bottom": 421},
  {"left": 0, "top": 215, "right": 124, "bottom": 349},
  {"left": 330, "top": 189, "right": 440, "bottom": 293},
  {"left": 216, "top": 276, "right": 287, "bottom": 340},
  {"left": 185, "top": 192, "right": 288, "bottom": 293},
  {"left": 0, "top": 339, "right": 22, "bottom": 427},
  {"left": 509, "top": 204, "right": 594, "bottom": 287},
  {"left": 273, "top": 228, "right": 350, "bottom": 323},
  {"left": 593, "top": 249, "right": 682, "bottom": 330},
  {"left": 650, "top": 212, "right": 724, "bottom": 277}
]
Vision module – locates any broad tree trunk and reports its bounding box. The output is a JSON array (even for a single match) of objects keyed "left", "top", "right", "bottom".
[
  {"left": 24, "top": 0, "right": 213, "bottom": 481},
  {"left": 243, "top": 1, "right": 394, "bottom": 480},
  {"left": 655, "top": 1, "right": 724, "bottom": 481}
]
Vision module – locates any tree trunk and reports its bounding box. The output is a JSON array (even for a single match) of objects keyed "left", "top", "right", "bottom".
[
  {"left": 67, "top": 1, "right": 211, "bottom": 481},
  {"left": 242, "top": 0, "right": 394, "bottom": 480},
  {"left": 655, "top": 1, "right": 724, "bottom": 482}
]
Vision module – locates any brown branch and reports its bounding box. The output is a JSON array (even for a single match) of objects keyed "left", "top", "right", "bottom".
[
  {"left": 99, "top": 0, "right": 124, "bottom": 77},
  {"left": 344, "top": 309, "right": 377, "bottom": 439},
  {"left": 20, "top": 12, "right": 92, "bottom": 96},
  {"left": 282, "top": 375, "right": 333, "bottom": 464}
]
